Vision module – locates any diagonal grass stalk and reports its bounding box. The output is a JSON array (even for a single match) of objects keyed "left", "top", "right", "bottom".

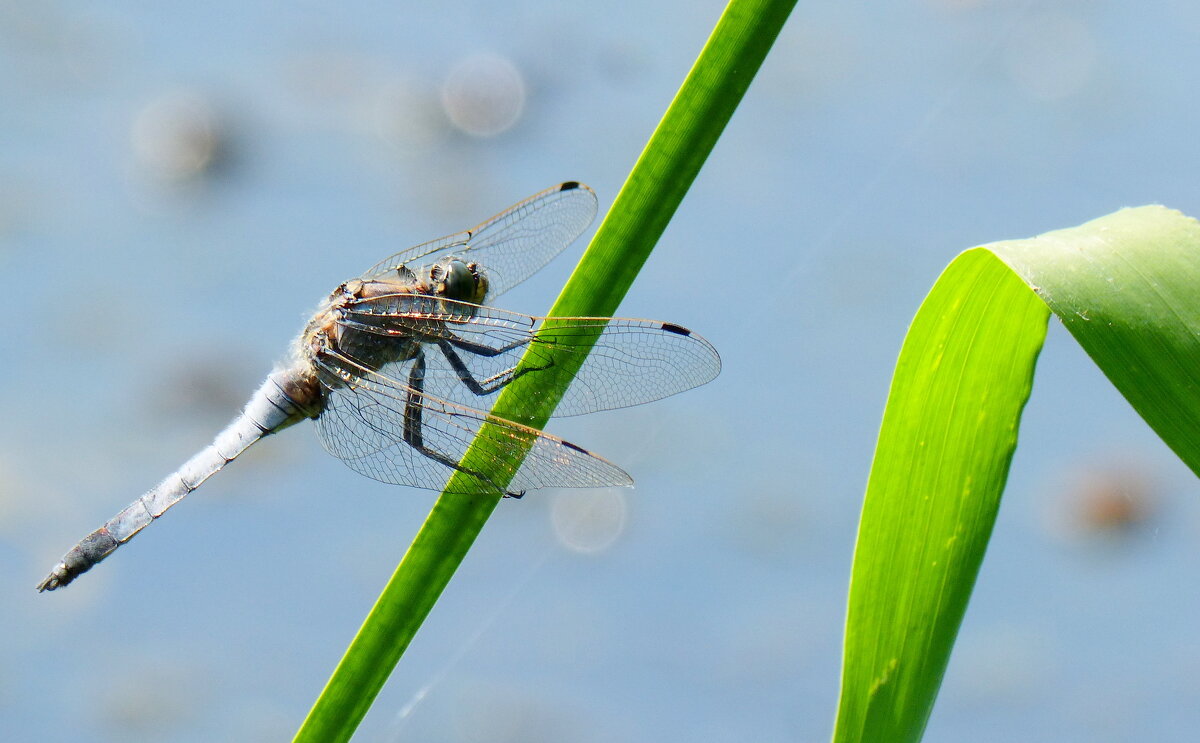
[{"left": 293, "top": 1, "right": 797, "bottom": 740}]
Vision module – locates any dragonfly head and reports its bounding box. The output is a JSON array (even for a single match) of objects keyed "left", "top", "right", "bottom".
[{"left": 430, "top": 258, "right": 488, "bottom": 305}]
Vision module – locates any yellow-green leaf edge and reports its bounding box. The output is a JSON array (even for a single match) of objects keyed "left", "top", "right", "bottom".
[{"left": 835, "top": 205, "right": 1200, "bottom": 742}]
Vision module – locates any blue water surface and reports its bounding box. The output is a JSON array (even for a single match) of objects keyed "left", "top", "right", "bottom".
[{"left": 4, "top": 2, "right": 1200, "bottom": 741}]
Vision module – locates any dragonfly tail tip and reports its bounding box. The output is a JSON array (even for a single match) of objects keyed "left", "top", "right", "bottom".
[{"left": 35, "top": 563, "right": 72, "bottom": 592}]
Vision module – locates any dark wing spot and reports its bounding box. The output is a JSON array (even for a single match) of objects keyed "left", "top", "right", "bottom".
[
  {"left": 659, "top": 323, "right": 691, "bottom": 336},
  {"left": 562, "top": 440, "right": 590, "bottom": 454},
  {"left": 560, "top": 181, "right": 580, "bottom": 191}
]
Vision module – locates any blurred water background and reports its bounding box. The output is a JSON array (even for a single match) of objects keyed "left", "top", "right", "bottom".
[{"left": 4, "top": 1, "right": 1200, "bottom": 741}]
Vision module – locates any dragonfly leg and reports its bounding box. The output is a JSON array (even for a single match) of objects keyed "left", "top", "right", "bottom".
[
  {"left": 437, "top": 338, "right": 552, "bottom": 396},
  {"left": 403, "top": 350, "right": 524, "bottom": 497},
  {"left": 446, "top": 332, "right": 534, "bottom": 358}
]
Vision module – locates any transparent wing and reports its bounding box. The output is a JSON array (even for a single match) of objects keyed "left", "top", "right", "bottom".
[
  {"left": 333, "top": 294, "right": 722, "bottom": 417},
  {"left": 312, "top": 348, "right": 633, "bottom": 495},
  {"left": 363, "top": 182, "right": 598, "bottom": 300}
]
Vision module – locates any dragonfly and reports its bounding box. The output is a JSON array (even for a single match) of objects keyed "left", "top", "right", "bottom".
[{"left": 38, "top": 182, "right": 721, "bottom": 591}]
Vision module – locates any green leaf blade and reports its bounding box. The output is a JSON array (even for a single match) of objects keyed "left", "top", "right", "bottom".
[
  {"left": 837, "top": 205, "right": 1200, "bottom": 742},
  {"left": 991, "top": 205, "right": 1200, "bottom": 476},
  {"left": 835, "top": 249, "right": 1050, "bottom": 743}
]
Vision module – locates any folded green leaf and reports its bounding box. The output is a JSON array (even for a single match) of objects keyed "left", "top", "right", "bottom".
[{"left": 835, "top": 206, "right": 1200, "bottom": 742}]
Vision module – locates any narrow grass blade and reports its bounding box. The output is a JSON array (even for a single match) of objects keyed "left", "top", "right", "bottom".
[{"left": 293, "top": 1, "right": 796, "bottom": 741}]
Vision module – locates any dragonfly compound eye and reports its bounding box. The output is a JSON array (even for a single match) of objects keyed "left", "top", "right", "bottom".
[{"left": 440, "top": 259, "right": 487, "bottom": 304}]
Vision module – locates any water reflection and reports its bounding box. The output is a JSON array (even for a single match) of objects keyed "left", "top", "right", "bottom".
[
  {"left": 441, "top": 53, "right": 526, "bottom": 138},
  {"left": 131, "top": 91, "right": 229, "bottom": 182}
]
